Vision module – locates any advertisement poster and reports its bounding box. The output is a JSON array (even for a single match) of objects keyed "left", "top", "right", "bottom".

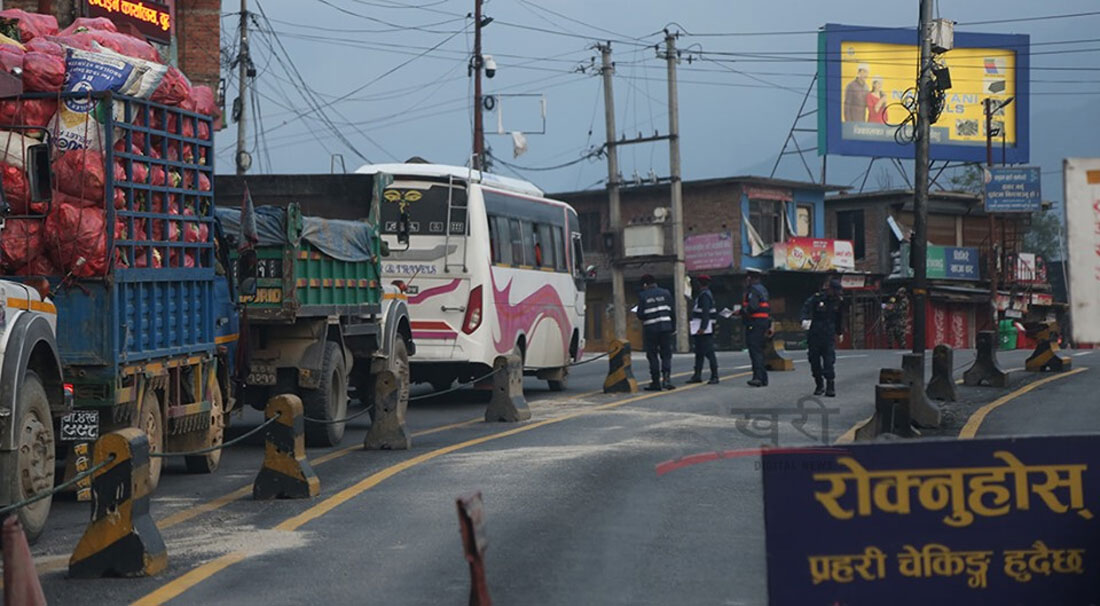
[
  {"left": 819, "top": 24, "right": 1030, "bottom": 163},
  {"left": 773, "top": 238, "right": 855, "bottom": 272},
  {"left": 684, "top": 232, "right": 734, "bottom": 271},
  {"left": 1064, "top": 158, "right": 1100, "bottom": 343}
]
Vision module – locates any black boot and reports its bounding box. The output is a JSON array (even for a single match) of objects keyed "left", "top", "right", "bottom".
[
  {"left": 825, "top": 379, "right": 836, "bottom": 397},
  {"left": 686, "top": 372, "right": 703, "bottom": 384},
  {"left": 645, "top": 378, "right": 663, "bottom": 391},
  {"left": 707, "top": 375, "right": 720, "bottom": 385},
  {"left": 813, "top": 376, "right": 825, "bottom": 396},
  {"left": 662, "top": 371, "right": 675, "bottom": 390}
]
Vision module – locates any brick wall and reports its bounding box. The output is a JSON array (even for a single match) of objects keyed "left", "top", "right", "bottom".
[{"left": 176, "top": 0, "right": 221, "bottom": 90}]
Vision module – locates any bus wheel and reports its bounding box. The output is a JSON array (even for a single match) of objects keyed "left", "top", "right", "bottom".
[
  {"left": 547, "top": 373, "right": 568, "bottom": 392},
  {"left": 185, "top": 379, "right": 224, "bottom": 474},
  {"left": 0, "top": 371, "right": 55, "bottom": 543},
  {"left": 138, "top": 388, "right": 164, "bottom": 490},
  {"left": 303, "top": 341, "right": 348, "bottom": 447}
]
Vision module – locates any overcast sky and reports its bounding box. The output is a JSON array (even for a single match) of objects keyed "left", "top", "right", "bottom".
[{"left": 216, "top": 0, "right": 1100, "bottom": 204}]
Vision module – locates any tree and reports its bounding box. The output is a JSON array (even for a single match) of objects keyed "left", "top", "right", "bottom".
[
  {"left": 1023, "top": 211, "right": 1064, "bottom": 262},
  {"left": 946, "top": 164, "right": 983, "bottom": 194}
]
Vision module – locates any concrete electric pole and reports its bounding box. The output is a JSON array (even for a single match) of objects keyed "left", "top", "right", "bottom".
[
  {"left": 599, "top": 44, "right": 628, "bottom": 342},
  {"left": 235, "top": 0, "right": 250, "bottom": 175},
  {"left": 911, "top": 0, "right": 932, "bottom": 353},
  {"left": 664, "top": 32, "right": 689, "bottom": 353},
  {"left": 472, "top": 0, "right": 486, "bottom": 171}
]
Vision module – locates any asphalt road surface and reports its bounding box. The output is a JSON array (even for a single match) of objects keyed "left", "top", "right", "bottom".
[{"left": 6, "top": 347, "right": 1094, "bottom": 605}]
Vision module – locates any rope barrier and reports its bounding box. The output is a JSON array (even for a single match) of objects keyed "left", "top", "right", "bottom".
[
  {"left": 0, "top": 455, "right": 116, "bottom": 518},
  {"left": 149, "top": 413, "right": 281, "bottom": 458},
  {"left": 524, "top": 351, "right": 610, "bottom": 371},
  {"left": 303, "top": 403, "right": 375, "bottom": 425},
  {"left": 410, "top": 367, "right": 503, "bottom": 402}
]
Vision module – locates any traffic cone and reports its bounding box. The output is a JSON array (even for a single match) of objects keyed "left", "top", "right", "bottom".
[{"left": 2, "top": 515, "right": 47, "bottom": 606}]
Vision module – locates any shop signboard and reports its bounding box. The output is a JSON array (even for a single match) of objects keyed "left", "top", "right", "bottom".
[{"left": 684, "top": 231, "right": 734, "bottom": 271}]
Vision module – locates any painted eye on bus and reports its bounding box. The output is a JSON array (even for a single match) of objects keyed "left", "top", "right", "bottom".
[
  {"left": 384, "top": 190, "right": 402, "bottom": 202},
  {"left": 403, "top": 191, "right": 423, "bottom": 202}
]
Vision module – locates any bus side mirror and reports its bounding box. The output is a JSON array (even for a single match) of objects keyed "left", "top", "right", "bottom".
[
  {"left": 585, "top": 265, "right": 598, "bottom": 280},
  {"left": 397, "top": 210, "right": 410, "bottom": 245},
  {"left": 237, "top": 248, "right": 258, "bottom": 298},
  {"left": 26, "top": 143, "right": 51, "bottom": 204}
]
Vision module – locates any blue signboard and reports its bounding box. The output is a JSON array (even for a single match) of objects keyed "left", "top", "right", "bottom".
[
  {"left": 985, "top": 166, "right": 1042, "bottom": 212},
  {"left": 897, "top": 244, "right": 982, "bottom": 281},
  {"left": 762, "top": 435, "right": 1099, "bottom": 605}
]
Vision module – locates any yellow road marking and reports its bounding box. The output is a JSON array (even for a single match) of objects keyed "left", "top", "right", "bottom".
[
  {"left": 958, "top": 367, "right": 1088, "bottom": 438},
  {"left": 130, "top": 552, "right": 247, "bottom": 606},
  {"left": 130, "top": 370, "right": 751, "bottom": 604}
]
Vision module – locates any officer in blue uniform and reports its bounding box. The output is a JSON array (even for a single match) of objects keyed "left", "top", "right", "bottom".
[
  {"left": 687, "top": 274, "right": 720, "bottom": 385},
  {"left": 636, "top": 274, "right": 676, "bottom": 391},
  {"left": 801, "top": 277, "right": 845, "bottom": 397},
  {"left": 741, "top": 268, "right": 772, "bottom": 387}
]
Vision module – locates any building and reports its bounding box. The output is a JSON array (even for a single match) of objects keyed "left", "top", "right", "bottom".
[
  {"left": 824, "top": 189, "right": 1062, "bottom": 349},
  {"left": 555, "top": 176, "right": 849, "bottom": 353},
  {"left": 2, "top": 0, "right": 221, "bottom": 90}
]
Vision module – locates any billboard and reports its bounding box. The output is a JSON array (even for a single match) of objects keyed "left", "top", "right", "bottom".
[
  {"left": 684, "top": 232, "right": 734, "bottom": 272},
  {"left": 773, "top": 238, "right": 855, "bottom": 272},
  {"left": 1064, "top": 158, "right": 1100, "bottom": 343},
  {"left": 818, "top": 24, "right": 1030, "bottom": 163}
]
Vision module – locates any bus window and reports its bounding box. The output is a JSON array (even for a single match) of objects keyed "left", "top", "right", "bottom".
[
  {"left": 572, "top": 232, "right": 584, "bottom": 276},
  {"left": 551, "top": 225, "right": 566, "bottom": 271},
  {"left": 488, "top": 214, "right": 498, "bottom": 262},
  {"left": 509, "top": 218, "right": 525, "bottom": 265},
  {"left": 493, "top": 216, "right": 511, "bottom": 264},
  {"left": 537, "top": 223, "right": 555, "bottom": 269},
  {"left": 532, "top": 224, "right": 543, "bottom": 267}
]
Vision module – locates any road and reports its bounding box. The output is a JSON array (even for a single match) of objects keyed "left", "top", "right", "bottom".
[{"left": 7, "top": 347, "right": 1095, "bottom": 605}]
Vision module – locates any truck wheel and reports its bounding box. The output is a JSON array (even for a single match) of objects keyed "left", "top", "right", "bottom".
[
  {"left": 0, "top": 371, "right": 55, "bottom": 543},
  {"left": 138, "top": 389, "right": 164, "bottom": 490},
  {"left": 303, "top": 341, "right": 348, "bottom": 447},
  {"left": 185, "top": 379, "right": 224, "bottom": 474}
]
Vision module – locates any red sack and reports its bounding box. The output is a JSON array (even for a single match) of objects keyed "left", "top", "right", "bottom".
[
  {"left": 183, "top": 171, "right": 211, "bottom": 192},
  {"left": 15, "top": 253, "right": 58, "bottom": 276},
  {"left": 53, "top": 149, "right": 126, "bottom": 204},
  {"left": 44, "top": 203, "right": 114, "bottom": 277},
  {"left": 0, "top": 45, "right": 24, "bottom": 74},
  {"left": 66, "top": 31, "right": 160, "bottom": 63},
  {"left": 2, "top": 162, "right": 28, "bottom": 211},
  {"left": 24, "top": 37, "right": 64, "bottom": 57},
  {"left": 0, "top": 98, "right": 57, "bottom": 128},
  {"left": 59, "top": 17, "right": 118, "bottom": 35},
  {"left": 188, "top": 86, "right": 217, "bottom": 116},
  {"left": 52, "top": 189, "right": 99, "bottom": 210},
  {"left": 181, "top": 206, "right": 208, "bottom": 243},
  {"left": 152, "top": 66, "right": 191, "bottom": 106},
  {"left": 169, "top": 249, "right": 196, "bottom": 269},
  {"left": 22, "top": 51, "right": 65, "bottom": 92},
  {"left": 0, "top": 218, "right": 42, "bottom": 272},
  {"left": 0, "top": 9, "right": 59, "bottom": 42},
  {"left": 43, "top": 34, "right": 94, "bottom": 52},
  {"left": 132, "top": 247, "right": 164, "bottom": 269}
]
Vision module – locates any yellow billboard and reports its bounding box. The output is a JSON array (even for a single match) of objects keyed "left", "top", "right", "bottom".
[{"left": 839, "top": 41, "right": 1016, "bottom": 144}]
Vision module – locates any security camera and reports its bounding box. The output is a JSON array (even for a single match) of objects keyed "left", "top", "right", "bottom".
[{"left": 483, "top": 55, "right": 497, "bottom": 78}]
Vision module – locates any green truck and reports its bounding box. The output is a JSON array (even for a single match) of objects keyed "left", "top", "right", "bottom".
[{"left": 215, "top": 175, "right": 411, "bottom": 447}]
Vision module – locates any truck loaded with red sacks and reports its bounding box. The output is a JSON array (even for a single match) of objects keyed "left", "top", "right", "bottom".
[{"left": 0, "top": 10, "right": 231, "bottom": 541}]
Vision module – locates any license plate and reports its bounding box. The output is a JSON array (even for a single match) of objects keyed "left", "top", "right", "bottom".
[{"left": 60, "top": 410, "right": 99, "bottom": 442}]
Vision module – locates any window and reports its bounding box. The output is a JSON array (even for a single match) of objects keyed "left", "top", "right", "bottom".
[
  {"left": 508, "top": 218, "right": 525, "bottom": 265},
  {"left": 551, "top": 226, "right": 566, "bottom": 271},
  {"left": 796, "top": 205, "right": 813, "bottom": 237},
  {"left": 520, "top": 221, "right": 535, "bottom": 267},
  {"left": 578, "top": 211, "right": 602, "bottom": 252},
  {"left": 836, "top": 209, "right": 866, "bottom": 260},
  {"left": 489, "top": 215, "right": 510, "bottom": 264},
  {"left": 749, "top": 199, "right": 782, "bottom": 246},
  {"left": 572, "top": 233, "right": 585, "bottom": 275},
  {"left": 536, "top": 223, "right": 556, "bottom": 268}
]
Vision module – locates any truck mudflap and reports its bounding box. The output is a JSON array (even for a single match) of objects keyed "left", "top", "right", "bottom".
[{"left": 0, "top": 311, "right": 64, "bottom": 451}]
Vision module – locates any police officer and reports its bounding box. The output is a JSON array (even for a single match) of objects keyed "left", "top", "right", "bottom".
[
  {"left": 801, "top": 277, "right": 845, "bottom": 397},
  {"left": 883, "top": 287, "right": 909, "bottom": 349},
  {"left": 636, "top": 274, "right": 676, "bottom": 391},
  {"left": 687, "top": 274, "right": 719, "bottom": 384},
  {"left": 741, "top": 268, "right": 771, "bottom": 387}
]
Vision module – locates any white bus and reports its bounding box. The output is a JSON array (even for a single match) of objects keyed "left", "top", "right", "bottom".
[{"left": 356, "top": 162, "right": 587, "bottom": 392}]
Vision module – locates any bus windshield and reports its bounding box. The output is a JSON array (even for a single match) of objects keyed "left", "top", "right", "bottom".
[{"left": 379, "top": 181, "right": 467, "bottom": 236}]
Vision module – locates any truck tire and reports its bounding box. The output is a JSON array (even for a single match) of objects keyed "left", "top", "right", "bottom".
[
  {"left": 138, "top": 388, "right": 164, "bottom": 490},
  {"left": 0, "top": 371, "right": 55, "bottom": 543},
  {"left": 184, "top": 379, "right": 225, "bottom": 474},
  {"left": 302, "top": 341, "right": 348, "bottom": 447}
]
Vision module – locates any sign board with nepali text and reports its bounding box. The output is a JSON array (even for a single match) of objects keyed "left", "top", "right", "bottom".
[
  {"left": 684, "top": 231, "right": 734, "bottom": 272},
  {"left": 761, "top": 435, "right": 1099, "bottom": 605},
  {"left": 1064, "top": 158, "right": 1100, "bottom": 344},
  {"left": 985, "top": 166, "right": 1042, "bottom": 212},
  {"left": 83, "top": 0, "right": 174, "bottom": 44},
  {"left": 818, "top": 24, "right": 1030, "bottom": 163},
  {"left": 772, "top": 237, "right": 855, "bottom": 272}
]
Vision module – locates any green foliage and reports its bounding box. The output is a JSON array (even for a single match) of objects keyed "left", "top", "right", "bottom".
[
  {"left": 1023, "top": 211, "right": 1064, "bottom": 262},
  {"left": 947, "top": 164, "right": 984, "bottom": 194}
]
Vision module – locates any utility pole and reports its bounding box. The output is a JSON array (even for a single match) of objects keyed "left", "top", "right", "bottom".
[
  {"left": 599, "top": 44, "right": 627, "bottom": 342},
  {"left": 664, "top": 31, "right": 689, "bottom": 353},
  {"left": 235, "top": 0, "right": 250, "bottom": 175},
  {"left": 984, "top": 99, "right": 998, "bottom": 326},
  {"left": 472, "top": 0, "right": 485, "bottom": 171},
  {"left": 911, "top": 0, "right": 932, "bottom": 353}
]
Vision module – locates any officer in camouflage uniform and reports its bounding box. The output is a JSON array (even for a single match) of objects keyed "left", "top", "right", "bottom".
[{"left": 884, "top": 287, "right": 909, "bottom": 349}]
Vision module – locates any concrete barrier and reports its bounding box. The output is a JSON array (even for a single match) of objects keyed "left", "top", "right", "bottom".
[
  {"left": 253, "top": 394, "right": 321, "bottom": 500},
  {"left": 602, "top": 339, "right": 639, "bottom": 393},
  {"left": 1025, "top": 322, "right": 1072, "bottom": 373},
  {"left": 69, "top": 428, "right": 167, "bottom": 578},
  {"left": 456, "top": 492, "right": 491, "bottom": 606},
  {"left": 926, "top": 344, "right": 958, "bottom": 402},
  {"left": 902, "top": 353, "right": 942, "bottom": 428},
  {"left": 963, "top": 331, "right": 1009, "bottom": 387},
  {"left": 854, "top": 384, "right": 917, "bottom": 441},
  {"left": 486, "top": 354, "right": 530, "bottom": 422},
  {"left": 764, "top": 336, "right": 795, "bottom": 371},
  {"left": 364, "top": 370, "right": 411, "bottom": 450}
]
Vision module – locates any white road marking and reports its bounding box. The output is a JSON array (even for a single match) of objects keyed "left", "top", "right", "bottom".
[{"left": 1074, "top": 351, "right": 1094, "bottom": 357}]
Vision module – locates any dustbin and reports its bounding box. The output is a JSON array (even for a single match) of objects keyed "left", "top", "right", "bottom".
[{"left": 998, "top": 319, "right": 1017, "bottom": 350}]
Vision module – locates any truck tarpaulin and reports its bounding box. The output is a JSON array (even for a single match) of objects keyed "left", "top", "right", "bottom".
[{"left": 215, "top": 206, "right": 376, "bottom": 263}]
